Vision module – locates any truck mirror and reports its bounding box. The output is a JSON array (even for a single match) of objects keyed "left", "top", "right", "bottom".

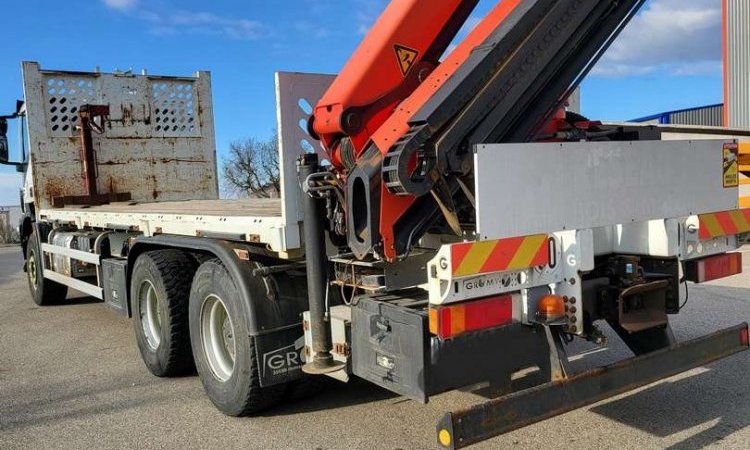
[{"left": 0, "top": 118, "right": 8, "bottom": 163}]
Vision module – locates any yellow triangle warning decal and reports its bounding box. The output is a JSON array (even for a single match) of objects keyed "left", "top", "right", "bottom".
[{"left": 394, "top": 44, "right": 419, "bottom": 76}]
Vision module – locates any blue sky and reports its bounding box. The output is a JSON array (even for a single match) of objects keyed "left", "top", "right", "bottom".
[{"left": 0, "top": 0, "right": 724, "bottom": 205}]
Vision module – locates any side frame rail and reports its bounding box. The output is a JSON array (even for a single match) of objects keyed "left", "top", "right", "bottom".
[{"left": 41, "top": 243, "right": 103, "bottom": 299}]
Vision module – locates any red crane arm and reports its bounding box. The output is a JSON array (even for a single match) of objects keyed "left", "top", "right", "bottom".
[
  {"left": 311, "top": 0, "right": 646, "bottom": 262},
  {"left": 311, "top": 0, "right": 478, "bottom": 169}
]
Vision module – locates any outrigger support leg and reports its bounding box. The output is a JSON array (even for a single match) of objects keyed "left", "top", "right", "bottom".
[
  {"left": 543, "top": 325, "right": 570, "bottom": 382},
  {"left": 437, "top": 323, "right": 749, "bottom": 450}
]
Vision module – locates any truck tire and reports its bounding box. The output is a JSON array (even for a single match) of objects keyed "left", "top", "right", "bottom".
[
  {"left": 26, "top": 231, "right": 68, "bottom": 306},
  {"left": 131, "top": 250, "right": 196, "bottom": 377},
  {"left": 189, "top": 259, "right": 285, "bottom": 416}
]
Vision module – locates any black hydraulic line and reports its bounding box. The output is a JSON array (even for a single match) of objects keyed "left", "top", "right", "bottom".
[
  {"left": 298, "top": 153, "right": 344, "bottom": 375},
  {"left": 423, "top": 0, "right": 481, "bottom": 63}
]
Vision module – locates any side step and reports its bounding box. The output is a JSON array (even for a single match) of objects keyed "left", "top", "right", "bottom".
[{"left": 437, "top": 323, "right": 749, "bottom": 449}]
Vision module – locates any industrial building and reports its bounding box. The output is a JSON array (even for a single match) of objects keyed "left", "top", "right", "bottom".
[{"left": 631, "top": 1, "right": 749, "bottom": 209}]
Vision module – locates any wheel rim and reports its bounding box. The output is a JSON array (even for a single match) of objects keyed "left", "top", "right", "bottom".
[
  {"left": 138, "top": 280, "right": 162, "bottom": 351},
  {"left": 200, "top": 294, "right": 236, "bottom": 382},
  {"left": 27, "top": 250, "right": 38, "bottom": 289}
]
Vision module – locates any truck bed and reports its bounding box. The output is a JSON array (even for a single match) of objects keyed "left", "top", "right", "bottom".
[
  {"left": 38, "top": 198, "right": 294, "bottom": 252},
  {"left": 55, "top": 198, "right": 282, "bottom": 217}
]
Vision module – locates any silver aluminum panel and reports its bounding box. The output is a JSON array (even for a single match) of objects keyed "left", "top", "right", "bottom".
[{"left": 474, "top": 140, "right": 738, "bottom": 240}]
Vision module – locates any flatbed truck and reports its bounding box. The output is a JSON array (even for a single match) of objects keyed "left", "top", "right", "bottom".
[{"left": 2, "top": 1, "right": 750, "bottom": 448}]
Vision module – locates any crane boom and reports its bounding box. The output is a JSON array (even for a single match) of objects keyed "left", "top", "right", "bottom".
[{"left": 311, "top": 0, "right": 647, "bottom": 261}]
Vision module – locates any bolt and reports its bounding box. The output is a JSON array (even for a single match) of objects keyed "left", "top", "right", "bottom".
[
  {"left": 570, "top": 325, "right": 578, "bottom": 332},
  {"left": 563, "top": 296, "right": 569, "bottom": 303},
  {"left": 570, "top": 297, "right": 577, "bottom": 304},
  {"left": 570, "top": 278, "right": 576, "bottom": 285},
  {"left": 570, "top": 306, "right": 577, "bottom": 314}
]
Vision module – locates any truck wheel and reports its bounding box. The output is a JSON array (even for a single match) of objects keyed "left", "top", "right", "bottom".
[
  {"left": 26, "top": 231, "right": 68, "bottom": 306},
  {"left": 189, "top": 259, "right": 285, "bottom": 416},
  {"left": 131, "top": 250, "right": 196, "bottom": 377}
]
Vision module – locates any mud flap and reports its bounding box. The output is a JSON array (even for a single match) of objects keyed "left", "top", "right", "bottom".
[{"left": 255, "top": 327, "right": 307, "bottom": 387}]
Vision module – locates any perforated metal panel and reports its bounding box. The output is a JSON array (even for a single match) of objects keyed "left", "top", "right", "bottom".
[
  {"left": 44, "top": 76, "right": 96, "bottom": 136},
  {"left": 151, "top": 79, "right": 200, "bottom": 136},
  {"left": 23, "top": 61, "right": 217, "bottom": 211},
  {"left": 275, "top": 71, "right": 335, "bottom": 228}
]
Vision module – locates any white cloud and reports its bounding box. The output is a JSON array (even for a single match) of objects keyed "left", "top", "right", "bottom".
[
  {"left": 102, "top": 0, "right": 138, "bottom": 11},
  {"left": 105, "top": 2, "right": 269, "bottom": 41},
  {"left": 593, "top": 0, "right": 722, "bottom": 77},
  {"left": 355, "top": 0, "right": 387, "bottom": 35},
  {"left": 139, "top": 10, "right": 268, "bottom": 40},
  {"left": 292, "top": 21, "right": 330, "bottom": 39}
]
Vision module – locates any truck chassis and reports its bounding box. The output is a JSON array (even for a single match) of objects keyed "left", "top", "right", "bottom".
[{"left": 5, "top": 36, "right": 750, "bottom": 450}]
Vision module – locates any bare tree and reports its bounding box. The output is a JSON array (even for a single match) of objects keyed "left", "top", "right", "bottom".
[{"left": 221, "top": 133, "right": 280, "bottom": 198}]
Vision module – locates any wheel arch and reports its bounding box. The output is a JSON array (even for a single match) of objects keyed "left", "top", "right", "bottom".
[{"left": 128, "top": 235, "right": 307, "bottom": 335}]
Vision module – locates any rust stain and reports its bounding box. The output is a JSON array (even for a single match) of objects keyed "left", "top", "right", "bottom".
[
  {"left": 142, "top": 103, "right": 151, "bottom": 125},
  {"left": 120, "top": 104, "right": 133, "bottom": 125},
  {"left": 160, "top": 158, "right": 206, "bottom": 164},
  {"left": 43, "top": 177, "right": 76, "bottom": 205},
  {"left": 151, "top": 174, "right": 159, "bottom": 199}
]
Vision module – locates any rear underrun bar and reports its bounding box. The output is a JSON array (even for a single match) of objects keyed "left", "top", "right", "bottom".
[{"left": 436, "top": 323, "right": 750, "bottom": 449}]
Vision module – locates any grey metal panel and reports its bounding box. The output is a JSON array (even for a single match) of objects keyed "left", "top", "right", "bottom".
[
  {"left": 274, "top": 72, "right": 334, "bottom": 224},
  {"left": 22, "top": 62, "right": 219, "bottom": 212},
  {"left": 101, "top": 258, "right": 129, "bottom": 316},
  {"left": 669, "top": 105, "right": 724, "bottom": 127},
  {"left": 274, "top": 72, "right": 335, "bottom": 250},
  {"left": 727, "top": 0, "right": 750, "bottom": 129},
  {"left": 474, "top": 140, "right": 738, "bottom": 240}
]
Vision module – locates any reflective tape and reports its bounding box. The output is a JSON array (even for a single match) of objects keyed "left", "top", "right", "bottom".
[
  {"left": 698, "top": 209, "right": 750, "bottom": 240},
  {"left": 451, "top": 234, "right": 549, "bottom": 277}
]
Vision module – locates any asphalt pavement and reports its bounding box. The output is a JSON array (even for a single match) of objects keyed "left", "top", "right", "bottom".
[{"left": 1, "top": 245, "right": 749, "bottom": 449}]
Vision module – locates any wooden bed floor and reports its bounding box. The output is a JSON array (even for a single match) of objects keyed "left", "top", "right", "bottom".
[{"left": 57, "top": 198, "right": 283, "bottom": 218}]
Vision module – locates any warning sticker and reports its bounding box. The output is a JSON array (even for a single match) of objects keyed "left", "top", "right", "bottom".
[
  {"left": 394, "top": 44, "right": 419, "bottom": 76},
  {"left": 723, "top": 142, "right": 739, "bottom": 188}
]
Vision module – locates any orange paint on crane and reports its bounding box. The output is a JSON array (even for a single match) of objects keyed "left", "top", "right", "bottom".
[{"left": 371, "top": 0, "right": 524, "bottom": 153}]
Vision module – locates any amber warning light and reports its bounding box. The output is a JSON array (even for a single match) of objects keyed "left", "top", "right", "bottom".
[{"left": 536, "top": 295, "right": 566, "bottom": 324}]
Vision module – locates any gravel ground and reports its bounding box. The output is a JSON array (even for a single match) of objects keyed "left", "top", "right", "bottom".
[{"left": 1, "top": 245, "right": 749, "bottom": 450}]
